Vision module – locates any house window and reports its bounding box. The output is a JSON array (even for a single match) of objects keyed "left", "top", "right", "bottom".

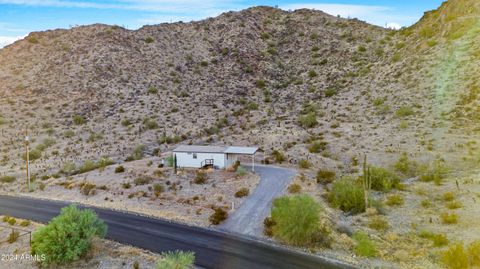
[{"left": 193, "top": 153, "right": 197, "bottom": 159}]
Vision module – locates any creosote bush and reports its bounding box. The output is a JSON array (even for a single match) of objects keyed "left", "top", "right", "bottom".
[
  {"left": 270, "top": 195, "right": 324, "bottom": 246},
  {"left": 352, "top": 232, "right": 377, "bottom": 257},
  {"left": 329, "top": 177, "right": 365, "bottom": 214},
  {"left": 385, "top": 194, "right": 404, "bottom": 207},
  {"left": 316, "top": 169, "right": 336, "bottom": 184},
  {"left": 156, "top": 250, "right": 195, "bottom": 269},
  {"left": 31, "top": 205, "right": 107, "bottom": 267}
]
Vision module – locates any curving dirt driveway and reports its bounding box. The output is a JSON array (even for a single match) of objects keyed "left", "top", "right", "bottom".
[{"left": 219, "top": 165, "right": 296, "bottom": 237}]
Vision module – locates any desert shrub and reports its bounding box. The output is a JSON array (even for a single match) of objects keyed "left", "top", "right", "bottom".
[
  {"left": 97, "top": 157, "right": 114, "bottom": 169},
  {"left": 20, "top": 220, "right": 31, "bottom": 227},
  {"left": 115, "top": 166, "right": 125, "bottom": 173},
  {"left": 271, "top": 195, "right": 323, "bottom": 246},
  {"left": 22, "top": 149, "right": 42, "bottom": 161},
  {"left": 194, "top": 171, "right": 208, "bottom": 184},
  {"left": 395, "top": 106, "right": 414, "bottom": 117},
  {"left": 271, "top": 150, "right": 285, "bottom": 163},
  {"left": 441, "top": 212, "right": 458, "bottom": 224},
  {"left": 441, "top": 243, "right": 469, "bottom": 269},
  {"left": 308, "top": 141, "right": 327, "bottom": 153},
  {"left": 393, "top": 153, "right": 417, "bottom": 177},
  {"left": 352, "top": 232, "right": 377, "bottom": 257},
  {"left": 234, "top": 188, "right": 249, "bottom": 198},
  {"left": 209, "top": 208, "right": 228, "bottom": 225},
  {"left": 421, "top": 199, "right": 432, "bottom": 208},
  {"left": 78, "top": 160, "right": 97, "bottom": 174},
  {"left": 0, "top": 175, "right": 16, "bottom": 183},
  {"left": 325, "top": 87, "right": 337, "bottom": 97},
  {"left": 236, "top": 166, "right": 247, "bottom": 177},
  {"left": 61, "top": 162, "right": 76, "bottom": 175},
  {"left": 143, "top": 118, "right": 159, "bottom": 130},
  {"left": 73, "top": 115, "right": 86, "bottom": 125},
  {"left": 145, "top": 37, "right": 154, "bottom": 43},
  {"left": 442, "top": 192, "right": 456, "bottom": 202},
  {"left": 329, "top": 177, "right": 365, "bottom": 214},
  {"left": 419, "top": 231, "right": 449, "bottom": 247},
  {"left": 7, "top": 217, "right": 16, "bottom": 225},
  {"left": 153, "top": 183, "right": 164, "bottom": 197},
  {"left": 368, "top": 216, "right": 389, "bottom": 231},
  {"left": 133, "top": 261, "right": 140, "bottom": 269},
  {"left": 263, "top": 217, "right": 276, "bottom": 236},
  {"left": 7, "top": 230, "right": 19, "bottom": 244},
  {"left": 122, "top": 182, "right": 131, "bottom": 189},
  {"left": 147, "top": 86, "right": 158, "bottom": 94},
  {"left": 121, "top": 119, "right": 132, "bottom": 127},
  {"left": 127, "top": 145, "right": 145, "bottom": 161},
  {"left": 2, "top": 216, "right": 11, "bottom": 223},
  {"left": 316, "top": 169, "right": 336, "bottom": 184},
  {"left": 385, "top": 194, "right": 404, "bottom": 207},
  {"left": 298, "top": 159, "right": 311, "bottom": 169},
  {"left": 418, "top": 158, "right": 449, "bottom": 184},
  {"left": 298, "top": 112, "right": 317, "bottom": 128},
  {"left": 468, "top": 241, "right": 480, "bottom": 266},
  {"left": 308, "top": 70, "right": 318, "bottom": 78},
  {"left": 369, "top": 166, "right": 399, "bottom": 191},
  {"left": 31, "top": 205, "right": 107, "bottom": 267},
  {"left": 80, "top": 182, "right": 96, "bottom": 196},
  {"left": 288, "top": 183, "right": 302, "bottom": 194},
  {"left": 156, "top": 250, "right": 195, "bottom": 269},
  {"left": 134, "top": 176, "right": 152, "bottom": 186}
]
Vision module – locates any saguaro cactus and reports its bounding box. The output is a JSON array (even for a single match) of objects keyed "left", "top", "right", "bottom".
[{"left": 362, "top": 154, "right": 372, "bottom": 211}]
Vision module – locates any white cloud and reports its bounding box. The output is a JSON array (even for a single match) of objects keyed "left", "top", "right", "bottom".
[{"left": 0, "top": 35, "right": 22, "bottom": 48}]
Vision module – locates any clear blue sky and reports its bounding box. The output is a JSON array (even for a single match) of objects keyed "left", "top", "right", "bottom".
[{"left": 0, "top": 0, "right": 444, "bottom": 47}]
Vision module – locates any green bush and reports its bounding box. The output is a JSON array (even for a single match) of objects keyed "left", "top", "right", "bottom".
[
  {"left": 78, "top": 160, "right": 97, "bottom": 174},
  {"left": 352, "top": 232, "right": 377, "bottom": 257},
  {"left": 236, "top": 166, "right": 247, "bottom": 177},
  {"left": 368, "top": 216, "right": 389, "bottom": 231},
  {"left": 156, "top": 250, "right": 195, "bottom": 269},
  {"left": 385, "top": 194, "right": 404, "bottom": 207},
  {"left": 316, "top": 170, "right": 336, "bottom": 184},
  {"left": 7, "top": 230, "right": 19, "bottom": 244},
  {"left": 368, "top": 166, "right": 399, "bottom": 191},
  {"left": 442, "top": 243, "right": 469, "bottom": 269},
  {"left": 0, "top": 175, "right": 16, "bottom": 183},
  {"left": 395, "top": 106, "right": 414, "bottom": 117},
  {"left": 298, "top": 112, "right": 317, "bottom": 128},
  {"left": 73, "top": 115, "right": 86, "bottom": 125},
  {"left": 31, "top": 205, "right": 107, "bottom": 267},
  {"left": 143, "top": 118, "right": 159, "bottom": 130},
  {"left": 271, "top": 195, "right": 322, "bottom": 246},
  {"left": 418, "top": 231, "right": 449, "bottom": 247},
  {"left": 298, "top": 159, "right": 311, "bottom": 169},
  {"left": 22, "top": 149, "right": 42, "bottom": 161},
  {"left": 127, "top": 145, "right": 145, "bottom": 161},
  {"left": 271, "top": 150, "right": 285, "bottom": 163},
  {"left": 329, "top": 177, "right": 365, "bottom": 214}
]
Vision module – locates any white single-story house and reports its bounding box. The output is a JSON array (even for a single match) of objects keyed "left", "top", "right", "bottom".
[{"left": 172, "top": 145, "right": 259, "bottom": 171}]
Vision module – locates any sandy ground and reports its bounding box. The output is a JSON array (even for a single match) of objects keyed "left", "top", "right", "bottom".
[
  {"left": 0, "top": 216, "right": 161, "bottom": 269},
  {"left": 0, "top": 157, "right": 260, "bottom": 227}
]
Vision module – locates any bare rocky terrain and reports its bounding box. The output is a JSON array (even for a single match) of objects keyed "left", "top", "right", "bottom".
[{"left": 1, "top": 0, "right": 480, "bottom": 268}]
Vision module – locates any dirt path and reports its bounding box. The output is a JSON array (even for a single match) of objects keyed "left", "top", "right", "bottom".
[{"left": 219, "top": 165, "right": 296, "bottom": 237}]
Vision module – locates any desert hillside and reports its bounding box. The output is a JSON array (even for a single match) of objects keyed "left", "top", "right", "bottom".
[{"left": 0, "top": 1, "right": 478, "bottom": 179}]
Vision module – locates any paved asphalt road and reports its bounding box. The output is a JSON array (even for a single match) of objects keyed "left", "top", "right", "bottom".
[
  {"left": 0, "top": 195, "right": 357, "bottom": 269},
  {"left": 220, "top": 165, "right": 295, "bottom": 236}
]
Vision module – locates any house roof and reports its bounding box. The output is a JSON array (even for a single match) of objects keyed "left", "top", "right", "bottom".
[
  {"left": 224, "top": 146, "right": 259, "bottom": 155},
  {"left": 172, "top": 145, "right": 227, "bottom": 153},
  {"left": 172, "top": 145, "right": 259, "bottom": 155}
]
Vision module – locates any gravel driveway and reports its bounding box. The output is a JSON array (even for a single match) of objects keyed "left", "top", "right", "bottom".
[{"left": 219, "top": 165, "right": 296, "bottom": 237}]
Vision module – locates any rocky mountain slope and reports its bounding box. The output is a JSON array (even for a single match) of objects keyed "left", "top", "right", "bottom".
[{"left": 0, "top": 1, "right": 478, "bottom": 178}]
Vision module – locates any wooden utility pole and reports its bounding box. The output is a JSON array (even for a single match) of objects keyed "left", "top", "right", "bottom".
[{"left": 25, "top": 129, "right": 30, "bottom": 192}]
